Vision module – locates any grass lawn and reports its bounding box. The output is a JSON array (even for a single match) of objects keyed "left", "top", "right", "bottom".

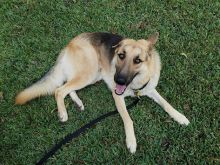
[{"left": 0, "top": 1, "right": 219, "bottom": 164}]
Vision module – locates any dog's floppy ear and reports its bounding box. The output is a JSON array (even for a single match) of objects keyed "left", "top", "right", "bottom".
[{"left": 147, "top": 32, "right": 159, "bottom": 47}]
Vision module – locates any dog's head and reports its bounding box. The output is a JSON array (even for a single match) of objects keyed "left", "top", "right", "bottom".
[{"left": 113, "top": 32, "right": 159, "bottom": 95}]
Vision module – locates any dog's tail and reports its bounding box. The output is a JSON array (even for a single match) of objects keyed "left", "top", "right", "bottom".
[{"left": 15, "top": 52, "right": 66, "bottom": 105}]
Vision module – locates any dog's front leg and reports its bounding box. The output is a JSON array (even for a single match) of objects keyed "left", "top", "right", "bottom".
[
  {"left": 145, "top": 89, "right": 190, "bottom": 125},
  {"left": 112, "top": 92, "right": 137, "bottom": 153}
]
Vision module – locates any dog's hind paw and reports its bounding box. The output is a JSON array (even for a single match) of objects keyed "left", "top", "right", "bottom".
[
  {"left": 69, "top": 92, "right": 84, "bottom": 111},
  {"left": 76, "top": 104, "right": 84, "bottom": 111},
  {"left": 58, "top": 111, "right": 68, "bottom": 122},
  {"left": 126, "top": 136, "right": 137, "bottom": 154}
]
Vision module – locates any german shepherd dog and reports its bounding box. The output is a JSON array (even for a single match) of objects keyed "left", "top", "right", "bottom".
[{"left": 16, "top": 32, "right": 190, "bottom": 153}]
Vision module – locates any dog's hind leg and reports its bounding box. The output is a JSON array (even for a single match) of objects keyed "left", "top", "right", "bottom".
[
  {"left": 146, "top": 89, "right": 190, "bottom": 125},
  {"left": 69, "top": 91, "right": 84, "bottom": 111},
  {"left": 55, "top": 76, "right": 92, "bottom": 122}
]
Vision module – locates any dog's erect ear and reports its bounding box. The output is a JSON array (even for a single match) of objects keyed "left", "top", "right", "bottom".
[{"left": 147, "top": 32, "right": 159, "bottom": 47}]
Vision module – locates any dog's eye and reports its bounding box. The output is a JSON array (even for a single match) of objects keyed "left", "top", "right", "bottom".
[
  {"left": 118, "top": 53, "right": 125, "bottom": 60},
  {"left": 134, "top": 58, "right": 142, "bottom": 64}
]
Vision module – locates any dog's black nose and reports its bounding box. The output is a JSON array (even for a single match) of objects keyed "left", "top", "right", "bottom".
[{"left": 114, "top": 74, "right": 126, "bottom": 85}]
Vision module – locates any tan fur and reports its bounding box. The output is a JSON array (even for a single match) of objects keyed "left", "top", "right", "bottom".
[
  {"left": 16, "top": 88, "right": 39, "bottom": 105},
  {"left": 16, "top": 32, "right": 189, "bottom": 153}
]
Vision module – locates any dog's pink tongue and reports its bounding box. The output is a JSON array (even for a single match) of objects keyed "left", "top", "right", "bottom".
[{"left": 115, "top": 84, "right": 126, "bottom": 95}]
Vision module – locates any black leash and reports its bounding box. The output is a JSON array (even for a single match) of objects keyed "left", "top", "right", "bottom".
[{"left": 36, "top": 98, "right": 140, "bottom": 165}]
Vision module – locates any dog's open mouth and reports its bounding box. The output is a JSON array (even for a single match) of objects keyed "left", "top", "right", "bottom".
[{"left": 115, "top": 84, "right": 127, "bottom": 95}]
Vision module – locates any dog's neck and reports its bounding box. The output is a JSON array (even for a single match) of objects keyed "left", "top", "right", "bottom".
[{"left": 132, "top": 80, "right": 149, "bottom": 91}]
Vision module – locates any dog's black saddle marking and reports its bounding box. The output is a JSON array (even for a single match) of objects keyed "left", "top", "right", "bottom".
[{"left": 90, "top": 32, "right": 123, "bottom": 61}]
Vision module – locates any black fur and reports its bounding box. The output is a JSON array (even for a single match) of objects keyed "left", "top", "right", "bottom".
[{"left": 90, "top": 32, "right": 123, "bottom": 61}]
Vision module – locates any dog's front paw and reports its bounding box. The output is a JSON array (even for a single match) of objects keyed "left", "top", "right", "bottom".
[
  {"left": 173, "top": 112, "right": 190, "bottom": 125},
  {"left": 58, "top": 111, "right": 68, "bottom": 122},
  {"left": 126, "top": 136, "right": 137, "bottom": 154}
]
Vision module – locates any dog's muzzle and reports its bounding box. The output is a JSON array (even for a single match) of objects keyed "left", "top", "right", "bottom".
[
  {"left": 114, "top": 74, "right": 128, "bottom": 95},
  {"left": 114, "top": 72, "right": 139, "bottom": 95}
]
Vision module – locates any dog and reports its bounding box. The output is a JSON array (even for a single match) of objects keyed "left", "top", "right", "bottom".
[{"left": 15, "top": 32, "right": 190, "bottom": 153}]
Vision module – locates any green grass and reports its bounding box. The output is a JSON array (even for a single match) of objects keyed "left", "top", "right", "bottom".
[{"left": 0, "top": 0, "right": 220, "bottom": 164}]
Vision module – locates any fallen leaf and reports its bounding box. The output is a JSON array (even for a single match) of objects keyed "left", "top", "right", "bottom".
[
  {"left": 180, "top": 52, "right": 188, "bottom": 58},
  {"left": 0, "top": 92, "right": 3, "bottom": 101}
]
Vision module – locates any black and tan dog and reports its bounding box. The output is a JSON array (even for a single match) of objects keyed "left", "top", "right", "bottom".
[{"left": 16, "top": 32, "right": 190, "bottom": 153}]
